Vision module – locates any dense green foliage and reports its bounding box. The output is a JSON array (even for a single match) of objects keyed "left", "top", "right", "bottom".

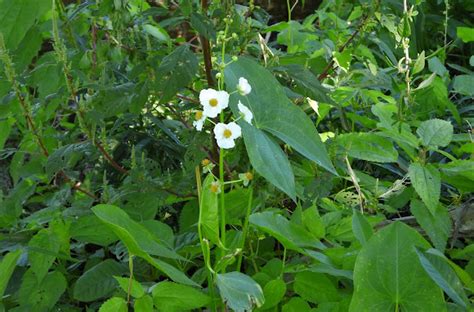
[{"left": 0, "top": 0, "right": 474, "bottom": 311}]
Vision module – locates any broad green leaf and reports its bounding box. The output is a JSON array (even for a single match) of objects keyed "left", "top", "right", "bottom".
[
  {"left": 0, "top": 249, "right": 21, "bottom": 297},
  {"left": 19, "top": 270, "right": 67, "bottom": 311},
  {"left": 98, "top": 297, "right": 127, "bottom": 312},
  {"left": 302, "top": 205, "right": 325, "bottom": 239},
  {"left": 415, "top": 248, "right": 469, "bottom": 308},
  {"left": 92, "top": 204, "right": 182, "bottom": 260},
  {"left": 410, "top": 200, "right": 451, "bottom": 252},
  {"left": 408, "top": 163, "right": 440, "bottom": 215},
  {"left": 199, "top": 174, "right": 220, "bottom": 245},
  {"left": 239, "top": 121, "right": 296, "bottom": 199},
  {"left": 0, "top": 0, "right": 50, "bottom": 50},
  {"left": 416, "top": 119, "right": 453, "bottom": 148},
  {"left": 294, "top": 271, "right": 339, "bottom": 304},
  {"left": 259, "top": 279, "right": 286, "bottom": 310},
  {"left": 135, "top": 295, "right": 154, "bottom": 312},
  {"left": 453, "top": 75, "right": 474, "bottom": 96},
  {"left": 225, "top": 57, "right": 335, "bottom": 174},
  {"left": 92, "top": 204, "right": 197, "bottom": 286},
  {"left": 336, "top": 133, "right": 398, "bottom": 163},
  {"left": 70, "top": 215, "right": 118, "bottom": 246},
  {"left": 282, "top": 297, "right": 311, "bottom": 312},
  {"left": 349, "top": 222, "right": 446, "bottom": 312},
  {"left": 216, "top": 271, "right": 265, "bottom": 312},
  {"left": 457, "top": 27, "right": 474, "bottom": 43},
  {"left": 352, "top": 210, "right": 373, "bottom": 246},
  {"left": 73, "top": 259, "right": 127, "bottom": 302},
  {"left": 115, "top": 276, "right": 145, "bottom": 298},
  {"left": 151, "top": 281, "right": 210, "bottom": 311},
  {"left": 28, "top": 228, "right": 60, "bottom": 282},
  {"left": 250, "top": 211, "right": 325, "bottom": 251}
]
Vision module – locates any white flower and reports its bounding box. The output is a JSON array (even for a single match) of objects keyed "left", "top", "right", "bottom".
[
  {"left": 237, "top": 101, "right": 253, "bottom": 124},
  {"left": 210, "top": 181, "right": 221, "bottom": 194},
  {"left": 213, "top": 122, "right": 242, "bottom": 149},
  {"left": 199, "top": 88, "right": 229, "bottom": 118},
  {"left": 193, "top": 111, "right": 206, "bottom": 131},
  {"left": 237, "top": 77, "right": 252, "bottom": 95}
]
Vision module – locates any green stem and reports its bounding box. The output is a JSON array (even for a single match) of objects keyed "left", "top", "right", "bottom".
[
  {"left": 286, "top": 0, "right": 292, "bottom": 21},
  {"left": 127, "top": 254, "right": 134, "bottom": 305},
  {"left": 281, "top": 248, "right": 287, "bottom": 278},
  {"left": 219, "top": 145, "right": 226, "bottom": 255},
  {"left": 236, "top": 186, "right": 253, "bottom": 271},
  {"left": 196, "top": 167, "right": 218, "bottom": 312}
]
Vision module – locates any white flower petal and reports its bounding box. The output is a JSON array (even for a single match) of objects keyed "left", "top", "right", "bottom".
[
  {"left": 199, "top": 88, "right": 216, "bottom": 104},
  {"left": 237, "top": 77, "right": 252, "bottom": 95},
  {"left": 200, "top": 89, "right": 229, "bottom": 118},
  {"left": 216, "top": 137, "right": 235, "bottom": 149},
  {"left": 237, "top": 101, "right": 253, "bottom": 124},
  {"left": 193, "top": 117, "right": 205, "bottom": 131},
  {"left": 213, "top": 123, "right": 226, "bottom": 138},
  {"left": 216, "top": 91, "right": 230, "bottom": 110},
  {"left": 227, "top": 122, "right": 242, "bottom": 139}
]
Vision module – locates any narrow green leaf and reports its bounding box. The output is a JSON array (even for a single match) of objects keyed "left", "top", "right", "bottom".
[
  {"left": 352, "top": 210, "right": 373, "bottom": 246},
  {"left": 410, "top": 200, "right": 451, "bottom": 252},
  {"left": 199, "top": 174, "right": 220, "bottom": 245},
  {"left": 412, "top": 51, "right": 425, "bottom": 75},
  {"left": 408, "top": 163, "right": 441, "bottom": 215},
  {"left": 0, "top": 249, "right": 22, "bottom": 297},
  {"left": 240, "top": 122, "right": 295, "bottom": 199},
  {"left": 225, "top": 57, "right": 336, "bottom": 174},
  {"left": 415, "top": 248, "right": 469, "bottom": 308},
  {"left": 143, "top": 24, "right": 170, "bottom": 42}
]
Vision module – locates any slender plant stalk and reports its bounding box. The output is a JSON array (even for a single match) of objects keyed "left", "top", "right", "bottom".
[
  {"left": 127, "top": 254, "right": 134, "bottom": 304},
  {"left": 236, "top": 186, "right": 254, "bottom": 271},
  {"left": 0, "top": 33, "right": 97, "bottom": 200}
]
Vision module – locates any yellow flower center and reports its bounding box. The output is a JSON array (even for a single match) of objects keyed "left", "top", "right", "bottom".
[
  {"left": 245, "top": 172, "right": 253, "bottom": 181},
  {"left": 223, "top": 129, "right": 232, "bottom": 138},
  {"left": 209, "top": 98, "right": 219, "bottom": 107},
  {"left": 210, "top": 182, "right": 220, "bottom": 193},
  {"left": 201, "top": 158, "right": 210, "bottom": 166},
  {"left": 195, "top": 111, "right": 203, "bottom": 120}
]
